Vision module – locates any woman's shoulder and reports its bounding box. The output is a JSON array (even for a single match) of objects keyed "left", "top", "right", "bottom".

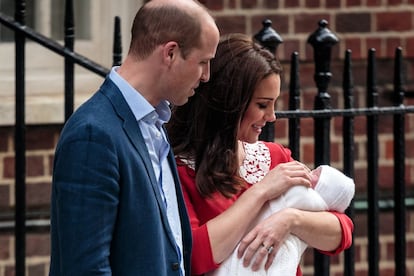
[
  {"left": 259, "top": 141, "right": 291, "bottom": 156},
  {"left": 257, "top": 141, "right": 293, "bottom": 166}
]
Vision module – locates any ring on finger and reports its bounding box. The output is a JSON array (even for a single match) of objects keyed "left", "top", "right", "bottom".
[{"left": 261, "top": 243, "right": 274, "bottom": 254}]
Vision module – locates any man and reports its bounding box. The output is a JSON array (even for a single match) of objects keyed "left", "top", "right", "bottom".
[{"left": 49, "top": 0, "right": 220, "bottom": 275}]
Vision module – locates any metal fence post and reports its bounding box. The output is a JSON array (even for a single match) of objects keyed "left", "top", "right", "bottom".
[
  {"left": 14, "top": 0, "right": 26, "bottom": 275},
  {"left": 253, "top": 19, "right": 283, "bottom": 142},
  {"left": 307, "top": 19, "right": 338, "bottom": 276}
]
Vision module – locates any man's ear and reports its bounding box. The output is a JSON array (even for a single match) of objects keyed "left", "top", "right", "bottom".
[{"left": 163, "top": 41, "right": 179, "bottom": 65}]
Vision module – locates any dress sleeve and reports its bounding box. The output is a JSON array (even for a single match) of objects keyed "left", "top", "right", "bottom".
[
  {"left": 177, "top": 165, "right": 220, "bottom": 275},
  {"left": 318, "top": 211, "right": 354, "bottom": 255}
]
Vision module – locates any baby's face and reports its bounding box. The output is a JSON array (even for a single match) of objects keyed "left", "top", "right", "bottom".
[{"left": 310, "top": 166, "right": 322, "bottom": 188}]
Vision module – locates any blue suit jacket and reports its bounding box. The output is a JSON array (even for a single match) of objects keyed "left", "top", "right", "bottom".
[{"left": 49, "top": 78, "right": 192, "bottom": 275}]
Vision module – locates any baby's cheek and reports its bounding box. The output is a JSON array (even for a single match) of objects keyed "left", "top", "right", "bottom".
[{"left": 311, "top": 174, "right": 318, "bottom": 188}]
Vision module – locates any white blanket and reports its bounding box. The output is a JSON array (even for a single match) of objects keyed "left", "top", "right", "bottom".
[{"left": 207, "top": 165, "right": 355, "bottom": 276}]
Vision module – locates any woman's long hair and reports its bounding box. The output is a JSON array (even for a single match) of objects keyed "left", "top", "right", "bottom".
[{"left": 167, "top": 33, "right": 282, "bottom": 198}]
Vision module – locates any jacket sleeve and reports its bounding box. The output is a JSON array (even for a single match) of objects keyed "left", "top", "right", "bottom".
[{"left": 51, "top": 123, "right": 119, "bottom": 275}]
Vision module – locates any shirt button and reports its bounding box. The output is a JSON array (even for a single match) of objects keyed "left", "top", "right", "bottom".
[{"left": 171, "top": 263, "right": 180, "bottom": 271}]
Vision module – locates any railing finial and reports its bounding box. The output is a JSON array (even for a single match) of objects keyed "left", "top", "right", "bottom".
[{"left": 253, "top": 19, "right": 283, "bottom": 54}]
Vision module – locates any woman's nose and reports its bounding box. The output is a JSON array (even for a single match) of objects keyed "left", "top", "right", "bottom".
[{"left": 265, "top": 109, "right": 276, "bottom": 122}]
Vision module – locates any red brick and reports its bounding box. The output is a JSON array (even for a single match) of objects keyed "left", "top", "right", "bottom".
[
  {"left": 26, "top": 182, "right": 51, "bottom": 206},
  {"left": 387, "top": 0, "right": 403, "bottom": 4},
  {"left": 407, "top": 139, "right": 414, "bottom": 158},
  {"left": 343, "top": 38, "right": 363, "bottom": 59},
  {"left": 215, "top": 15, "right": 247, "bottom": 35},
  {"left": 27, "top": 155, "right": 44, "bottom": 177},
  {"left": 26, "top": 233, "right": 50, "bottom": 257},
  {"left": 0, "top": 185, "right": 10, "bottom": 208},
  {"left": 274, "top": 118, "right": 288, "bottom": 138},
  {"left": 345, "top": 0, "right": 363, "bottom": 6},
  {"left": 408, "top": 240, "right": 414, "bottom": 258},
  {"left": 252, "top": 15, "right": 288, "bottom": 35},
  {"left": 294, "top": 14, "right": 332, "bottom": 34},
  {"left": 282, "top": 40, "right": 301, "bottom": 60},
  {"left": 384, "top": 139, "right": 394, "bottom": 160},
  {"left": 305, "top": 0, "right": 320, "bottom": 8},
  {"left": 26, "top": 126, "right": 59, "bottom": 151},
  {"left": 367, "top": 0, "right": 381, "bottom": 6},
  {"left": 330, "top": 141, "right": 340, "bottom": 163},
  {"left": 241, "top": 0, "right": 258, "bottom": 9},
  {"left": 376, "top": 11, "right": 412, "bottom": 32},
  {"left": 199, "top": 0, "right": 224, "bottom": 10},
  {"left": 326, "top": 1, "right": 341, "bottom": 8},
  {"left": 353, "top": 167, "right": 367, "bottom": 192},
  {"left": 228, "top": 0, "right": 236, "bottom": 8},
  {"left": 28, "top": 263, "right": 46, "bottom": 276},
  {"left": 264, "top": 0, "right": 279, "bottom": 8},
  {"left": 0, "top": 236, "right": 10, "bottom": 259},
  {"left": 5, "top": 265, "right": 15, "bottom": 276},
  {"left": 301, "top": 140, "right": 315, "bottom": 163},
  {"left": 378, "top": 165, "right": 394, "bottom": 188},
  {"left": 3, "top": 156, "right": 14, "bottom": 179},
  {"left": 405, "top": 37, "right": 414, "bottom": 58},
  {"left": 0, "top": 128, "right": 10, "bottom": 152},
  {"left": 285, "top": 0, "right": 300, "bottom": 7},
  {"left": 366, "top": 38, "right": 384, "bottom": 57},
  {"left": 336, "top": 13, "right": 371, "bottom": 33},
  {"left": 386, "top": 37, "right": 403, "bottom": 58}
]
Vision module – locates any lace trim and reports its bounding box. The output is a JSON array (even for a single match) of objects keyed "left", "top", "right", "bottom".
[
  {"left": 239, "top": 141, "right": 271, "bottom": 184},
  {"left": 178, "top": 141, "right": 271, "bottom": 185}
]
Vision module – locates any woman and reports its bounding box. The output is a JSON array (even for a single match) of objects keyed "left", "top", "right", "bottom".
[{"left": 167, "top": 33, "right": 353, "bottom": 275}]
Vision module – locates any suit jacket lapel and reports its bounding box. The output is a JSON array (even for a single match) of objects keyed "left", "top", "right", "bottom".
[{"left": 100, "top": 78, "right": 176, "bottom": 240}]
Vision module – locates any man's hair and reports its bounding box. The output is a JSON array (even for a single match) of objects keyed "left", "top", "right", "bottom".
[{"left": 129, "top": 1, "right": 209, "bottom": 59}]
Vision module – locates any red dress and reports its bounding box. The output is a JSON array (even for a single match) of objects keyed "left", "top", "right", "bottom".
[{"left": 177, "top": 142, "right": 354, "bottom": 275}]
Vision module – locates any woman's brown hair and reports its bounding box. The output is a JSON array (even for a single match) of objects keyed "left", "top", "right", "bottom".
[{"left": 167, "top": 33, "right": 282, "bottom": 198}]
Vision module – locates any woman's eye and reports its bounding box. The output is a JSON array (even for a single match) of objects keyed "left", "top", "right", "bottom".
[{"left": 258, "top": 103, "right": 267, "bottom": 109}]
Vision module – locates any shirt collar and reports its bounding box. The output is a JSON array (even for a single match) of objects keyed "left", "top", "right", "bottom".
[{"left": 109, "top": 66, "right": 171, "bottom": 124}]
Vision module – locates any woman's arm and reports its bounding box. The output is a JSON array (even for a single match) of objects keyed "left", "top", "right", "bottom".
[
  {"left": 238, "top": 208, "right": 353, "bottom": 270},
  {"left": 179, "top": 161, "right": 313, "bottom": 274},
  {"left": 208, "top": 161, "right": 313, "bottom": 264}
]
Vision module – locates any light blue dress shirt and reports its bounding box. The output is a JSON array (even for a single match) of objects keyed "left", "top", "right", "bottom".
[{"left": 109, "top": 67, "right": 184, "bottom": 274}]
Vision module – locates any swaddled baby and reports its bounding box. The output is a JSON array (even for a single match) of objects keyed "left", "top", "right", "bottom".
[{"left": 207, "top": 165, "right": 355, "bottom": 276}]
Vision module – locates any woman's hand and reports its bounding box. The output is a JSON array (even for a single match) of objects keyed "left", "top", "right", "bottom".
[
  {"left": 237, "top": 208, "right": 343, "bottom": 271},
  {"left": 237, "top": 208, "right": 296, "bottom": 271},
  {"left": 253, "top": 161, "right": 313, "bottom": 202}
]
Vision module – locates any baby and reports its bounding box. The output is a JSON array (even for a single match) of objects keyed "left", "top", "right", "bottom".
[{"left": 208, "top": 165, "right": 355, "bottom": 276}]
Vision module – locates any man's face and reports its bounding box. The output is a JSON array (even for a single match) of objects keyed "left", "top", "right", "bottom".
[{"left": 167, "top": 24, "right": 219, "bottom": 106}]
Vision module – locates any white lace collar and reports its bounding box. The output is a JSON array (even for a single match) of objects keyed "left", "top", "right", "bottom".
[{"left": 239, "top": 141, "right": 271, "bottom": 184}]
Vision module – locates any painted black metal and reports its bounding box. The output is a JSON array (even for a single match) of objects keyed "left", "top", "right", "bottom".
[
  {"left": 64, "top": 0, "right": 74, "bottom": 121},
  {"left": 288, "top": 52, "right": 301, "bottom": 160},
  {"left": 343, "top": 49, "right": 356, "bottom": 276},
  {"left": 14, "top": 0, "right": 26, "bottom": 275},
  {"left": 393, "top": 47, "right": 406, "bottom": 276},
  {"left": 308, "top": 19, "right": 338, "bottom": 276},
  {"left": 253, "top": 19, "right": 283, "bottom": 142},
  {"left": 0, "top": 12, "right": 109, "bottom": 77},
  {"left": 113, "top": 16, "right": 122, "bottom": 67},
  {"left": 367, "top": 48, "right": 380, "bottom": 276}
]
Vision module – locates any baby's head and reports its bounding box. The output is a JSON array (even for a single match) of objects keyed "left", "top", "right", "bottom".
[
  {"left": 310, "top": 166, "right": 322, "bottom": 188},
  {"left": 312, "top": 165, "right": 355, "bottom": 212}
]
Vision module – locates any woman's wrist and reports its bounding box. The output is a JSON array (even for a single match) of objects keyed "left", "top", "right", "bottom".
[
  {"left": 278, "top": 208, "right": 301, "bottom": 233},
  {"left": 245, "top": 182, "right": 269, "bottom": 205}
]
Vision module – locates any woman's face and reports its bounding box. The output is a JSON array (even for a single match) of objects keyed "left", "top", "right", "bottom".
[{"left": 238, "top": 73, "right": 280, "bottom": 143}]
